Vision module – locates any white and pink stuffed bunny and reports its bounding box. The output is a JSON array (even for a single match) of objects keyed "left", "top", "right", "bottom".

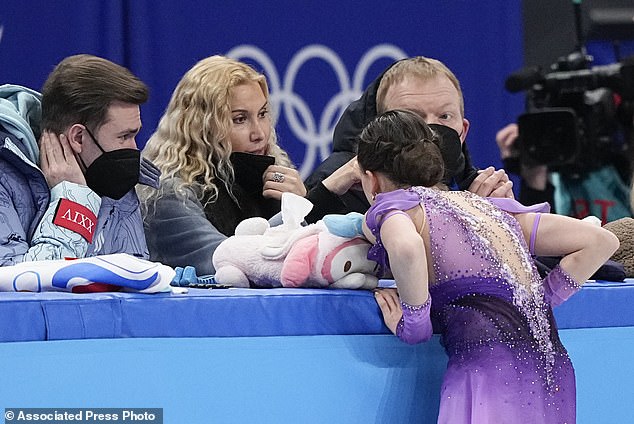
[{"left": 211, "top": 193, "right": 378, "bottom": 289}]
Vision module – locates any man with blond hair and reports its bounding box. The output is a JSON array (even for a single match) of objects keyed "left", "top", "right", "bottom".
[{"left": 306, "top": 56, "right": 513, "bottom": 212}]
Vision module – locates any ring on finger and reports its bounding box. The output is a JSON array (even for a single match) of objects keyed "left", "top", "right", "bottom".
[{"left": 272, "top": 171, "right": 285, "bottom": 183}]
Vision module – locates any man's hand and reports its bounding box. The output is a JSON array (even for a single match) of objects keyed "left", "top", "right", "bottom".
[
  {"left": 262, "top": 165, "right": 307, "bottom": 200},
  {"left": 374, "top": 288, "right": 403, "bottom": 335},
  {"left": 321, "top": 157, "right": 362, "bottom": 195},
  {"left": 39, "top": 131, "right": 86, "bottom": 188},
  {"left": 496, "top": 123, "right": 548, "bottom": 191},
  {"left": 496, "top": 123, "right": 519, "bottom": 159},
  {"left": 468, "top": 167, "right": 514, "bottom": 199}
]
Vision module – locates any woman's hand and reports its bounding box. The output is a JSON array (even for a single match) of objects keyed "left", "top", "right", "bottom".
[
  {"left": 321, "top": 157, "right": 362, "bottom": 195},
  {"left": 262, "top": 165, "right": 307, "bottom": 199},
  {"left": 374, "top": 288, "right": 403, "bottom": 335}
]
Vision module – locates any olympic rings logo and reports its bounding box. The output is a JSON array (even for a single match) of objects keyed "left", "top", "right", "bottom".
[{"left": 227, "top": 44, "right": 407, "bottom": 177}]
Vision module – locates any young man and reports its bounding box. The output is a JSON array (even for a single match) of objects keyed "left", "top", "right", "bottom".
[
  {"left": 0, "top": 54, "right": 159, "bottom": 265},
  {"left": 306, "top": 56, "right": 514, "bottom": 213}
]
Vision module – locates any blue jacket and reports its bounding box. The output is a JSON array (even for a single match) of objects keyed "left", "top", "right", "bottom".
[{"left": 0, "top": 84, "right": 159, "bottom": 265}]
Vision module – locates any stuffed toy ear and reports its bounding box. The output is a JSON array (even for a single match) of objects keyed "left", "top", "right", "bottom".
[
  {"left": 280, "top": 234, "right": 319, "bottom": 287},
  {"left": 261, "top": 224, "right": 322, "bottom": 260}
]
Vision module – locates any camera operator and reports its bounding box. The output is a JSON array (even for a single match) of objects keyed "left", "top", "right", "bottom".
[
  {"left": 497, "top": 123, "right": 552, "bottom": 205},
  {"left": 497, "top": 120, "right": 632, "bottom": 225},
  {"left": 498, "top": 131, "right": 634, "bottom": 225},
  {"left": 500, "top": 55, "right": 634, "bottom": 225}
]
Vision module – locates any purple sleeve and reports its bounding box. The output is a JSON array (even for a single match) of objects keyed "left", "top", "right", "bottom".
[
  {"left": 486, "top": 197, "right": 550, "bottom": 214},
  {"left": 396, "top": 297, "right": 433, "bottom": 344},
  {"left": 542, "top": 264, "right": 582, "bottom": 307},
  {"left": 487, "top": 197, "right": 547, "bottom": 256},
  {"left": 366, "top": 189, "right": 422, "bottom": 273}
]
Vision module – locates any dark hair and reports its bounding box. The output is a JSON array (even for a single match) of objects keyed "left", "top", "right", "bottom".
[
  {"left": 41, "top": 54, "right": 149, "bottom": 133},
  {"left": 357, "top": 109, "right": 444, "bottom": 187}
]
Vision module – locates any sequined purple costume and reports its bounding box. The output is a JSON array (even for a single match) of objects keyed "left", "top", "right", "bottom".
[{"left": 366, "top": 187, "right": 580, "bottom": 424}]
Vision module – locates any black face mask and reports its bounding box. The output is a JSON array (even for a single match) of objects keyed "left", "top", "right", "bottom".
[
  {"left": 428, "top": 124, "right": 465, "bottom": 186},
  {"left": 82, "top": 127, "right": 140, "bottom": 200},
  {"left": 230, "top": 152, "right": 275, "bottom": 195}
]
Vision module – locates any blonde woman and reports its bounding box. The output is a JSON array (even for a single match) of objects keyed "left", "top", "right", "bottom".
[{"left": 141, "top": 56, "right": 357, "bottom": 275}]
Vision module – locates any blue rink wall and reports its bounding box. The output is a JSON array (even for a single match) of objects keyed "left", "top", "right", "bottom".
[
  {"left": 0, "top": 282, "right": 633, "bottom": 424},
  {"left": 0, "top": 329, "right": 632, "bottom": 424}
]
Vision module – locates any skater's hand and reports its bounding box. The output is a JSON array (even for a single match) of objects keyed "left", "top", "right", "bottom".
[{"left": 374, "top": 288, "right": 403, "bottom": 334}]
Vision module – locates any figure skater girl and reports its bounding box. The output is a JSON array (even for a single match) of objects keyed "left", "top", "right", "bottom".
[{"left": 356, "top": 109, "right": 619, "bottom": 423}]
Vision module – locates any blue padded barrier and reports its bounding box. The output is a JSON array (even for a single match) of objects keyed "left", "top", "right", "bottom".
[
  {"left": 1, "top": 281, "right": 634, "bottom": 342},
  {"left": 553, "top": 280, "right": 634, "bottom": 329},
  {"left": 0, "top": 281, "right": 633, "bottom": 422}
]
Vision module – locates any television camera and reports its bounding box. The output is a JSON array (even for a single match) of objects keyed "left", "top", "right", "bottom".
[{"left": 505, "top": 4, "right": 634, "bottom": 173}]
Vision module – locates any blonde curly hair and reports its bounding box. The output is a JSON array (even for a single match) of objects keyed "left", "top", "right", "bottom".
[{"left": 142, "top": 55, "right": 292, "bottom": 206}]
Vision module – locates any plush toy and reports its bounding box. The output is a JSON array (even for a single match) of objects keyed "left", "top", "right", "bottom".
[{"left": 212, "top": 193, "right": 379, "bottom": 289}]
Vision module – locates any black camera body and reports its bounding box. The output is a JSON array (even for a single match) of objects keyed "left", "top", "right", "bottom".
[{"left": 507, "top": 53, "right": 634, "bottom": 172}]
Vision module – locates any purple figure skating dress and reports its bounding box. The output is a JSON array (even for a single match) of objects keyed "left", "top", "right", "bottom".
[{"left": 366, "top": 187, "right": 580, "bottom": 424}]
